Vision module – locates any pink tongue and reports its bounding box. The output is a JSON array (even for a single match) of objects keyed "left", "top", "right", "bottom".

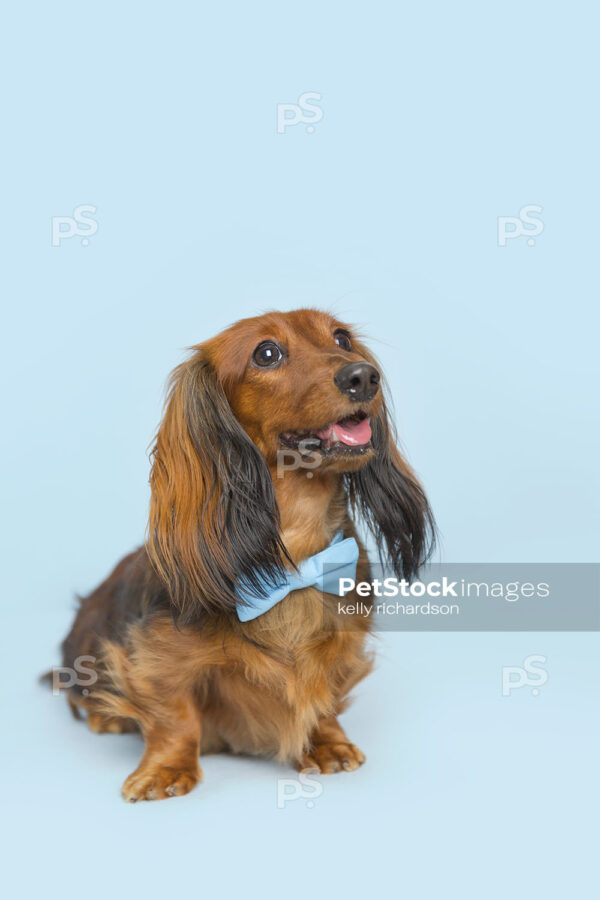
[{"left": 317, "top": 417, "right": 372, "bottom": 446}]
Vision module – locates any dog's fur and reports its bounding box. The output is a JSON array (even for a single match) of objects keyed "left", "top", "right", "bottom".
[{"left": 57, "top": 309, "right": 434, "bottom": 801}]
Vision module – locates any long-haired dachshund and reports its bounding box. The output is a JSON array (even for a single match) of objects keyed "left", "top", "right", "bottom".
[{"left": 56, "top": 309, "right": 434, "bottom": 801}]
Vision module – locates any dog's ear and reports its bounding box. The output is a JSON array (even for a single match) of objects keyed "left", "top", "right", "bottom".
[
  {"left": 346, "top": 348, "right": 435, "bottom": 579},
  {"left": 147, "top": 351, "right": 288, "bottom": 622}
]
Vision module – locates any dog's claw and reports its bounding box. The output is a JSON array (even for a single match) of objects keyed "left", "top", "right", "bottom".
[
  {"left": 121, "top": 764, "right": 201, "bottom": 802},
  {"left": 298, "top": 742, "right": 366, "bottom": 775}
]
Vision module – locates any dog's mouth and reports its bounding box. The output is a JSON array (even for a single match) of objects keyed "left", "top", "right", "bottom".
[{"left": 279, "top": 411, "right": 372, "bottom": 456}]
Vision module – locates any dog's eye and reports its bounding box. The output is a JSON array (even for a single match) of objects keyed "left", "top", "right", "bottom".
[
  {"left": 334, "top": 329, "right": 352, "bottom": 352},
  {"left": 253, "top": 341, "right": 283, "bottom": 367}
]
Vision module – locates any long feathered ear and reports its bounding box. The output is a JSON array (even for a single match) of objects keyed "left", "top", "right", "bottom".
[
  {"left": 147, "top": 352, "right": 289, "bottom": 622},
  {"left": 345, "top": 353, "right": 435, "bottom": 579}
]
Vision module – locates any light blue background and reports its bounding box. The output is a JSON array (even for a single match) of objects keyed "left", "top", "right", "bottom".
[{"left": 1, "top": 2, "right": 598, "bottom": 898}]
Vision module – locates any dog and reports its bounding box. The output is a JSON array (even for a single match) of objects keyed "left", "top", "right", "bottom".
[{"left": 56, "top": 309, "right": 434, "bottom": 801}]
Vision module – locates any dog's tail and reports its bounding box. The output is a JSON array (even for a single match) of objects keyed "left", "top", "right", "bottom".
[{"left": 38, "top": 667, "right": 84, "bottom": 719}]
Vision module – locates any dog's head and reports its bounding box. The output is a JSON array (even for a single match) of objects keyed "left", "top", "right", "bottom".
[
  {"left": 208, "top": 309, "right": 382, "bottom": 472},
  {"left": 147, "top": 309, "right": 435, "bottom": 620}
]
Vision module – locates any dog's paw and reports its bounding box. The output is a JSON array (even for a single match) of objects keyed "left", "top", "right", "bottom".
[
  {"left": 122, "top": 764, "right": 202, "bottom": 802},
  {"left": 298, "top": 742, "right": 366, "bottom": 774}
]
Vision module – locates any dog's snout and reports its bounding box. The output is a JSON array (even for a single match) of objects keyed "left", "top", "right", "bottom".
[{"left": 334, "top": 362, "right": 380, "bottom": 402}]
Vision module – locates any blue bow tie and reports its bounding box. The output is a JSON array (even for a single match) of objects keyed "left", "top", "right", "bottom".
[{"left": 236, "top": 531, "right": 359, "bottom": 622}]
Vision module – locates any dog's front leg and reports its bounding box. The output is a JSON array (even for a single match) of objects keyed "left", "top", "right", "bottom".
[
  {"left": 298, "top": 716, "right": 366, "bottom": 774},
  {"left": 121, "top": 695, "right": 202, "bottom": 802}
]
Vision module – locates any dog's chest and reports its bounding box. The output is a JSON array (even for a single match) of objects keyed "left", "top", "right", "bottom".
[{"left": 201, "top": 593, "right": 370, "bottom": 760}]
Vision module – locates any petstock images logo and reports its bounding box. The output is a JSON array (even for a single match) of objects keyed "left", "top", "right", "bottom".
[{"left": 325, "top": 563, "right": 599, "bottom": 632}]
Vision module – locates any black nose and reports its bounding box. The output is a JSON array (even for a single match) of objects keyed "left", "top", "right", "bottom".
[{"left": 334, "top": 362, "right": 380, "bottom": 402}]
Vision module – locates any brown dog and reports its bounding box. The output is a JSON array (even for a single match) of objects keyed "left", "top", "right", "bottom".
[{"left": 57, "top": 309, "right": 434, "bottom": 801}]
